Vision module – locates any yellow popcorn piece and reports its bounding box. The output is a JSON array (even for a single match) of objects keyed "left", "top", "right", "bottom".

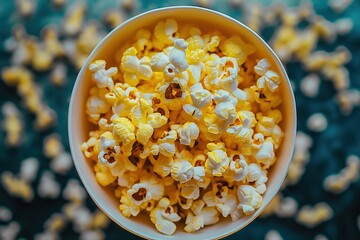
[
  {"left": 205, "top": 145, "right": 230, "bottom": 177},
  {"left": 136, "top": 124, "right": 153, "bottom": 145},
  {"left": 1, "top": 171, "right": 34, "bottom": 202},
  {"left": 120, "top": 189, "right": 141, "bottom": 217},
  {"left": 1, "top": 102, "right": 23, "bottom": 147},
  {"left": 171, "top": 159, "right": 194, "bottom": 183},
  {"left": 153, "top": 154, "right": 174, "bottom": 177},
  {"left": 62, "top": 1, "right": 86, "bottom": 36},
  {"left": 220, "top": 36, "right": 255, "bottom": 65},
  {"left": 184, "top": 206, "right": 220, "bottom": 233},
  {"left": 296, "top": 202, "right": 333, "bottom": 228},
  {"left": 112, "top": 117, "right": 135, "bottom": 145},
  {"left": 153, "top": 19, "right": 178, "bottom": 49},
  {"left": 43, "top": 133, "right": 63, "bottom": 159},
  {"left": 94, "top": 163, "right": 116, "bottom": 187},
  {"left": 206, "top": 35, "right": 221, "bottom": 52},
  {"left": 180, "top": 179, "right": 200, "bottom": 200},
  {"left": 237, "top": 185, "right": 262, "bottom": 215},
  {"left": 157, "top": 130, "right": 177, "bottom": 157}
]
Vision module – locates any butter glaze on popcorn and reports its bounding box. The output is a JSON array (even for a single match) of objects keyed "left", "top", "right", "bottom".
[{"left": 81, "top": 18, "right": 285, "bottom": 235}]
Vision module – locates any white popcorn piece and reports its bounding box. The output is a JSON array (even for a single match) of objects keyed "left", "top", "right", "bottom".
[
  {"left": 193, "top": 166, "right": 205, "bottom": 182},
  {"left": 257, "top": 70, "right": 281, "bottom": 92},
  {"left": 265, "top": 230, "right": 283, "bottom": 240},
  {"left": 50, "top": 151, "right": 73, "bottom": 175},
  {"left": 150, "top": 52, "right": 170, "bottom": 72},
  {"left": 1, "top": 102, "right": 23, "bottom": 147},
  {"left": 334, "top": 18, "right": 353, "bottom": 36},
  {"left": 0, "top": 222, "right": 20, "bottom": 240},
  {"left": 275, "top": 197, "right": 298, "bottom": 218},
  {"left": 314, "top": 234, "right": 329, "bottom": 240},
  {"left": 72, "top": 206, "right": 93, "bottom": 232},
  {"left": 254, "top": 141, "right": 275, "bottom": 168},
  {"left": 171, "top": 160, "right": 194, "bottom": 183},
  {"left": 89, "top": 60, "right": 117, "bottom": 90},
  {"left": 228, "top": 154, "right": 248, "bottom": 181},
  {"left": 158, "top": 130, "right": 177, "bottom": 157},
  {"left": 300, "top": 74, "right": 321, "bottom": 98},
  {"left": 63, "top": 179, "right": 87, "bottom": 203},
  {"left": 150, "top": 198, "right": 181, "bottom": 235},
  {"left": 237, "top": 185, "right": 262, "bottom": 215},
  {"left": 0, "top": 206, "right": 12, "bottom": 222},
  {"left": 246, "top": 163, "right": 268, "bottom": 194},
  {"left": 219, "top": 57, "right": 239, "bottom": 91},
  {"left": 137, "top": 56, "right": 153, "bottom": 80},
  {"left": 254, "top": 58, "right": 270, "bottom": 76},
  {"left": 19, "top": 157, "right": 39, "bottom": 182},
  {"left": 128, "top": 175, "right": 164, "bottom": 205},
  {"left": 79, "top": 230, "right": 105, "bottom": 240},
  {"left": 50, "top": 63, "right": 67, "bottom": 86},
  {"left": 34, "top": 231, "right": 59, "bottom": 240},
  {"left": 307, "top": 113, "right": 328, "bottom": 132},
  {"left": 189, "top": 83, "right": 212, "bottom": 108},
  {"left": 328, "top": 0, "right": 353, "bottom": 13},
  {"left": 184, "top": 206, "right": 219, "bottom": 233},
  {"left": 37, "top": 171, "right": 61, "bottom": 199},
  {"left": 174, "top": 122, "right": 200, "bottom": 146},
  {"left": 169, "top": 38, "right": 189, "bottom": 73},
  {"left": 296, "top": 202, "right": 333, "bottom": 228},
  {"left": 182, "top": 104, "right": 203, "bottom": 120},
  {"left": 98, "top": 136, "right": 120, "bottom": 167},
  {"left": 180, "top": 179, "right": 200, "bottom": 199}
]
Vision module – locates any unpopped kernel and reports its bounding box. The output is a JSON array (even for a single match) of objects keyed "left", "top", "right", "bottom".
[{"left": 82, "top": 18, "right": 285, "bottom": 235}]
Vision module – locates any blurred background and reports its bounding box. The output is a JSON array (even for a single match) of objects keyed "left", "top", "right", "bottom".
[{"left": 0, "top": 0, "right": 359, "bottom": 239}]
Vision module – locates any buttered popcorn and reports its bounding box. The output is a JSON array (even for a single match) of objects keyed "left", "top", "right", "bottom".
[{"left": 81, "top": 18, "right": 285, "bottom": 235}]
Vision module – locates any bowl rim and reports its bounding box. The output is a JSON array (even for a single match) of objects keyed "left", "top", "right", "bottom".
[{"left": 68, "top": 5, "right": 297, "bottom": 240}]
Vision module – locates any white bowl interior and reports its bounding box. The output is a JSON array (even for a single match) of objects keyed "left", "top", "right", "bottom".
[{"left": 68, "top": 6, "right": 296, "bottom": 240}]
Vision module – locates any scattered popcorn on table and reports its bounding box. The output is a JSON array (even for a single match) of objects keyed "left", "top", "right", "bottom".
[
  {"left": 314, "top": 234, "right": 329, "bottom": 240},
  {"left": 34, "top": 231, "right": 59, "bottom": 240},
  {"left": 300, "top": 74, "right": 321, "bottom": 98},
  {"left": 63, "top": 179, "right": 87, "bottom": 203},
  {"left": 16, "top": 0, "right": 35, "bottom": 17},
  {"left": 79, "top": 229, "right": 105, "bottom": 240},
  {"left": 43, "top": 133, "right": 64, "bottom": 158},
  {"left": 265, "top": 230, "right": 283, "bottom": 240},
  {"left": 37, "top": 171, "right": 61, "bottom": 199},
  {"left": 1, "top": 102, "right": 23, "bottom": 147},
  {"left": 328, "top": 0, "right": 353, "bottom": 13},
  {"left": 336, "top": 89, "right": 360, "bottom": 115},
  {"left": 307, "top": 113, "right": 328, "bottom": 132},
  {"left": 1, "top": 171, "right": 34, "bottom": 202},
  {"left": 19, "top": 157, "right": 39, "bottom": 183},
  {"left": 323, "top": 155, "right": 360, "bottom": 194},
  {"left": 296, "top": 202, "right": 333, "bottom": 228},
  {"left": 0, "top": 206, "right": 13, "bottom": 222},
  {"left": 0, "top": 221, "right": 21, "bottom": 240},
  {"left": 80, "top": 18, "right": 285, "bottom": 235},
  {"left": 44, "top": 213, "right": 66, "bottom": 232},
  {"left": 50, "top": 151, "right": 73, "bottom": 175}
]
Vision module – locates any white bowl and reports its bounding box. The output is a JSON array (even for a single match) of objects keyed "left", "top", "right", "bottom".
[{"left": 68, "top": 6, "right": 296, "bottom": 240}]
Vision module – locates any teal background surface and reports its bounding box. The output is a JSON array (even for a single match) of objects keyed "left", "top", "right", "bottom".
[{"left": 0, "top": 0, "right": 359, "bottom": 239}]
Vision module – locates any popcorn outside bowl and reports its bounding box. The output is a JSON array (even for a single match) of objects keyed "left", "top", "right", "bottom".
[{"left": 68, "top": 6, "right": 296, "bottom": 240}]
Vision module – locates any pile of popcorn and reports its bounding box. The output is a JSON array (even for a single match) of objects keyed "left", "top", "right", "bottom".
[{"left": 81, "top": 18, "right": 285, "bottom": 235}]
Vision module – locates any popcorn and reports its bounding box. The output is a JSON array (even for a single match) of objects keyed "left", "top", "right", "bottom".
[
  {"left": 237, "top": 185, "right": 262, "bottom": 215},
  {"left": 184, "top": 207, "right": 220, "bottom": 233},
  {"left": 158, "top": 130, "right": 177, "bottom": 157},
  {"left": 300, "top": 74, "right": 321, "bottom": 98},
  {"left": 19, "top": 157, "right": 39, "bottom": 183},
  {"left": 43, "top": 133, "right": 63, "bottom": 158},
  {"left": 307, "top": 113, "right": 328, "bottom": 132},
  {"left": 98, "top": 136, "right": 120, "bottom": 167},
  {"left": 0, "top": 207, "right": 12, "bottom": 222},
  {"left": 172, "top": 122, "right": 200, "bottom": 146},
  {"left": 323, "top": 155, "right": 360, "bottom": 194},
  {"left": 37, "top": 171, "right": 61, "bottom": 199},
  {"left": 44, "top": 213, "right": 66, "bottom": 232},
  {"left": 79, "top": 230, "right": 105, "bottom": 240},
  {"left": 296, "top": 202, "right": 333, "bottom": 228},
  {"left": 127, "top": 175, "right": 164, "bottom": 205},
  {"left": 62, "top": 1, "right": 86, "bottom": 36},
  {"left": 336, "top": 89, "right": 360, "bottom": 115},
  {"left": 205, "top": 143, "right": 230, "bottom": 177},
  {"left": 89, "top": 60, "right": 118, "bottom": 90},
  {"left": 0, "top": 222, "right": 20, "bottom": 240},
  {"left": 1, "top": 171, "right": 34, "bottom": 202},
  {"left": 1, "top": 102, "right": 23, "bottom": 147},
  {"left": 63, "top": 179, "right": 87, "bottom": 203},
  {"left": 16, "top": 0, "right": 35, "bottom": 17},
  {"left": 265, "top": 230, "right": 283, "bottom": 240},
  {"left": 82, "top": 18, "right": 285, "bottom": 235}
]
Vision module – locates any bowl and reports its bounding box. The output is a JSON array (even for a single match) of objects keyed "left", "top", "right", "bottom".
[{"left": 68, "top": 6, "right": 296, "bottom": 240}]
